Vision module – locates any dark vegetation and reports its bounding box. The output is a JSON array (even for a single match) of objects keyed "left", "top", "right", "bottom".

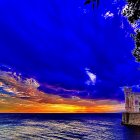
[
  {"left": 84, "top": 0, "right": 99, "bottom": 8},
  {"left": 84, "top": 0, "right": 140, "bottom": 62},
  {"left": 123, "top": 0, "right": 140, "bottom": 62}
]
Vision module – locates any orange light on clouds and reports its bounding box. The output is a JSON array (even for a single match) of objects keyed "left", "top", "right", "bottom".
[
  {"left": 0, "top": 71, "right": 125, "bottom": 113},
  {"left": 0, "top": 96, "right": 124, "bottom": 113}
]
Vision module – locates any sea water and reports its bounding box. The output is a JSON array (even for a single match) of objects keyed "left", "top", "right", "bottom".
[{"left": 0, "top": 113, "right": 140, "bottom": 140}]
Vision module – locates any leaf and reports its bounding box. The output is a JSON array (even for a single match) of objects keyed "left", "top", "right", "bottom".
[
  {"left": 84, "top": 0, "right": 91, "bottom": 5},
  {"left": 92, "top": 4, "right": 94, "bottom": 9},
  {"left": 96, "top": 0, "right": 99, "bottom": 7}
]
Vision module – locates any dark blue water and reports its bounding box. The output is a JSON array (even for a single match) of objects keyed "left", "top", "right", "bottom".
[{"left": 0, "top": 113, "right": 140, "bottom": 140}]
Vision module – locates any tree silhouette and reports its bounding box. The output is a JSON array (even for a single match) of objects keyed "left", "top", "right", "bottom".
[
  {"left": 84, "top": 0, "right": 99, "bottom": 9},
  {"left": 122, "top": 0, "right": 140, "bottom": 62},
  {"left": 84, "top": 0, "right": 140, "bottom": 62}
]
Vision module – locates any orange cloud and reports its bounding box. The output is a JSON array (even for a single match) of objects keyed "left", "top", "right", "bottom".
[{"left": 0, "top": 71, "right": 125, "bottom": 113}]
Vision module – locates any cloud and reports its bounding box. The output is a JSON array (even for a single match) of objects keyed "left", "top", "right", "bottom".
[
  {"left": 0, "top": 0, "right": 139, "bottom": 102},
  {"left": 85, "top": 68, "right": 96, "bottom": 85},
  {"left": 103, "top": 11, "right": 114, "bottom": 19},
  {"left": 0, "top": 69, "right": 124, "bottom": 113}
]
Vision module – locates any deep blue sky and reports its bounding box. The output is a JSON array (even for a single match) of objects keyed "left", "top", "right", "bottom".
[{"left": 0, "top": 0, "right": 139, "bottom": 100}]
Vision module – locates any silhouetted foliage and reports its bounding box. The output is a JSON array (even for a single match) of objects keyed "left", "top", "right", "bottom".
[
  {"left": 84, "top": 0, "right": 99, "bottom": 8},
  {"left": 84, "top": 0, "right": 140, "bottom": 62},
  {"left": 133, "top": 31, "right": 140, "bottom": 62},
  {"left": 122, "top": 0, "right": 140, "bottom": 62}
]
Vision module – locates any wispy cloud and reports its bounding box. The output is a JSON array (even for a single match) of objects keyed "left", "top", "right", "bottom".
[
  {"left": 103, "top": 11, "right": 114, "bottom": 19},
  {"left": 0, "top": 70, "right": 124, "bottom": 113},
  {"left": 85, "top": 68, "right": 96, "bottom": 85}
]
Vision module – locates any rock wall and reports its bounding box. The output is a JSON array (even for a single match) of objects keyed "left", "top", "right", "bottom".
[{"left": 122, "top": 113, "right": 140, "bottom": 126}]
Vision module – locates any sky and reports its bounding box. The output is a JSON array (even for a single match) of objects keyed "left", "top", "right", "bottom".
[{"left": 0, "top": 0, "right": 139, "bottom": 113}]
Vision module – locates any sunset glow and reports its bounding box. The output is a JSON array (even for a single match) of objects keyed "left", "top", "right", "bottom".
[{"left": 0, "top": 70, "right": 124, "bottom": 113}]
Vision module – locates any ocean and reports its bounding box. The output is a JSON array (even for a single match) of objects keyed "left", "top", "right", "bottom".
[{"left": 0, "top": 113, "right": 140, "bottom": 140}]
